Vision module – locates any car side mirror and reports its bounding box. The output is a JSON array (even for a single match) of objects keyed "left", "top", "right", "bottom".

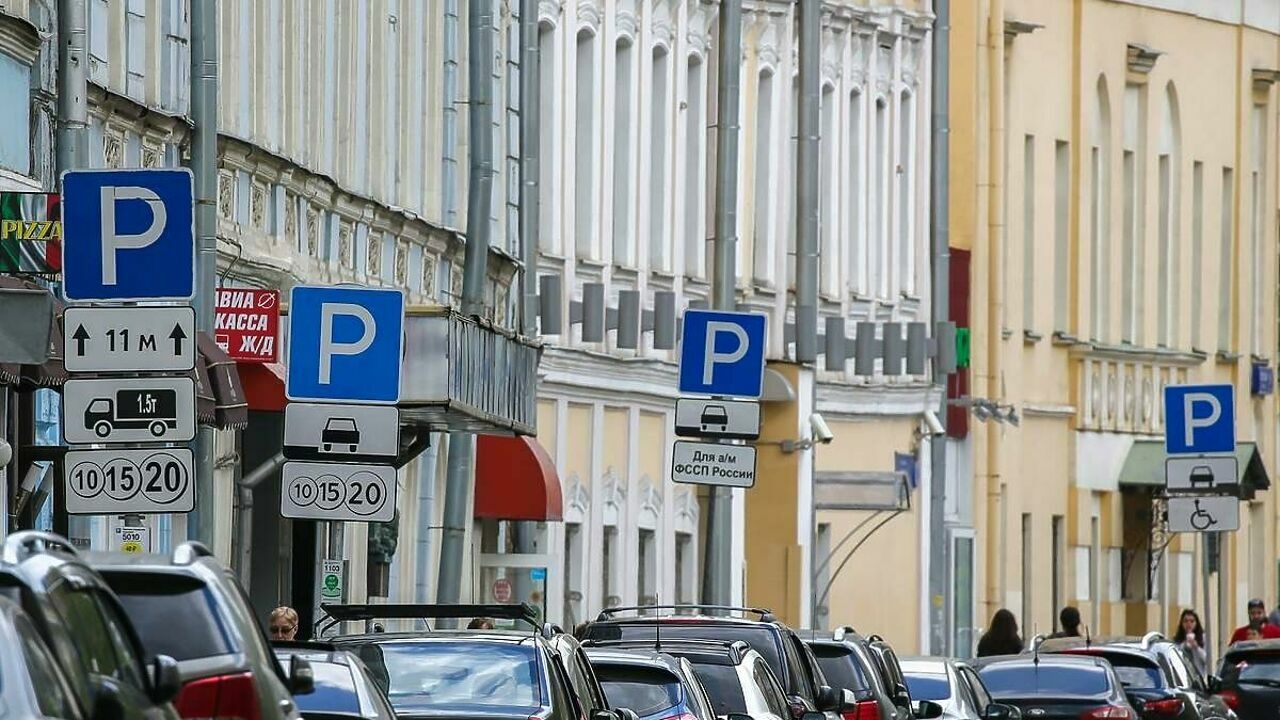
[
  {"left": 817, "top": 685, "right": 842, "bottom": 711},
  {"left": 289, "top": 655, "right": 316, "bottom": 696},
  {"left": 894, "top": 683, "right": 912, "bottom": 708},
  {"left": 915, "top": 701, "right": 944, "bottom": 720},
  {"left": 1206, "top": 675, "right": 1223, "bottom": 694},
  {"left": 984, "top": 703, "right": 1019, "bottom": 720},
  {"left": 91, "top": 680, "right": 125, "bottom": 720},
  {"left": 614, "top": 710, "right": 641, "bottom": 720},
  {"left": 787, "top": 696, "right": 808, "bottom": 720},
  {"left": 148, "top": 654, "right": 182, "bottom": 704}
]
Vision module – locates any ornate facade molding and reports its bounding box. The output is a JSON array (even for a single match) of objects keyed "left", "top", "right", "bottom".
[
  {"left": 577, "top": 0, "right": 603, "bottom": 33},
  {"left": 616, "top": 9, "right": 639, "bottom": 41},
  {"left": 564, "top": 474, "right": 591, "bottom": 524},
  {"left": 0, "top": 11, "right": 41, "bottom": 65},
  {"left": 539, "top": 0, "right": 564, "bottom": 27},
  {"left": 1127, "top": 43, "right": 1163, "bottom": 75}
]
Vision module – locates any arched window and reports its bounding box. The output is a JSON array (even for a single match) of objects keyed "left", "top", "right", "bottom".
[
  {"left": 752, "top": 70, "right": 775, "bottom": 284},
  {"left": 612, "top": 37, "right": 636, "bottom": 265},
  {"left": 873, "top": 97, "right": 889, "bottom": 299},
  {"left": 1090, "top": 75, "right": 1111, "bottom": 341},
  {"left": 649, "top": 45, "right": 671, "bottom": 271},
  {"left": 897, "top": 90, "right": 914, "bottom": 296},
  {"left": 847, "top": 89, "right": 865, "bottom": 294},
  {"left": 537, "top": 22, "right": 558, "bottom": 253},
  {"left": 820, "top": 83, "right": 839, "bottom": 295},
  {"left": 574, "top": 29, "right": 597, "bottom": 259},
  {"left": 1157, "top": 82, "right": 1181, "bottom": 347},
  {"left": 684, "top": 54, "right": 707, "bottom": 278}
]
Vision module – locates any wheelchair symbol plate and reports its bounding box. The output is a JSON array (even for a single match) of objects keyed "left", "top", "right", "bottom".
[{"left": 1167, "top": 496, "right": 1239, "bottom": 533}]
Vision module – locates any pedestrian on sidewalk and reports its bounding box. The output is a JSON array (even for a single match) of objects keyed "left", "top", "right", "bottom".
[
  {"left": 468, "top": 617, "right": 496, "bottom": 630},
  {"left": 269, "top": 606, "right": 299, "bottom": 641},
  {"left": 1229, "top": 599, "right": 1280, "bottom": 644},
  {"left": 977, "top": 609, "right": 1024, "bottom": 657},
  {"left": 1173, "top": 609, "right": 1208, "bottom": 676},
  {"left": 1049, "top": 606, "right": 1083, "bottom": 639}
]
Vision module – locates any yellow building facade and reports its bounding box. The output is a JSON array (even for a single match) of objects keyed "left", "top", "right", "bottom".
[{"left": 953, "top": 0, "right": 1280, "bottom": 655}]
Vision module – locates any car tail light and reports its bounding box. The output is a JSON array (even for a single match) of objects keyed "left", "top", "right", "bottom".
[
  {"left": 842, "top": 700, "right": 881, "bottom": 720},
  {"left": 1216, "top": 690, "right": 1240, "bottom": 711},
  {"left": 173, "top": 672, "right": 261, "bottom": 720},
  {"left": 1142, "top": 699, "right": 1184, "bottom": 717},
  {"left": 1080, "top": 706, "right": 1135, "bottom": 720}
]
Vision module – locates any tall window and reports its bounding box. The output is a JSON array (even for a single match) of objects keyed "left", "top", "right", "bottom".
[
  {"left": 574, "top": 30, "right": 597, "bottom": 259},
  {"left": 1190, "top": 162, "right": 1204, "bottom": 348},
  {"left": 1122, "top": 84, "right": 1147, "bottom": 345},
  {"left": 1122, "top": 148, "right": 1137, "bottom": 343},
  {"left": 787, "top": 77, "right": 799, "bottom": 286},
  {"left": 1051, "top": 516, "right": 1064, "bottom": 631},
  {"left": 874, "top": 98, "right": 889, "bottom": 298},
  {"left": 1157, "top": 85, "right": 1181, "bottom": 348},
  {"left": 820, "top": 84, "right": 838, "bottom": 295},
  {"left": 1021, "top": 513, "right": 1033, "bottom": 632},
  {"left": 675, "top": 532, "right": 695, "bottom": 603},
  {"left": 649, "top": 46, "right": 670, "bottom": 271},
  {"left": 1218, "top": 168, "right": 1234, "bottom": 353},
  {"left": 1022, "top": 135, "right": 1036, "bottom": 331},
  {"left": 1053, "top": 141, "right": 1070, "bottom": 333},
  {"left": 603, "top": 525, "right": 620, "bottom": 607},
  {"left": 537, "top": 24, "right": 557, "bottom": 253},
  {"left": 752, "top": 71, "right": 775, "bottom": 284},
  {"left": 1249, "top": 105, "right": 1266, "bottom": 355},
  {"left": 848, "top": 90, "right": 865, "bottom": 294},
  {"left": 898, "top": 91, "right": 914, "bottom": 295},
  {"left": 638, "top": 529, "right": 657, "bottom": 605},
  {"left": 684, "top": 55, "right": 706, "bottom": 278},
  {"left": 563, "top": 524, "right": 583, "bottom": 626},
  {"left": 612, "top": 39, "right": 635, "bottom": 265},
  {"left": 0, "top": 53, "right": 31, "bottom": 175},
  {"left": 1157, "top": 152, "right": 1172, "bottom": 346}
]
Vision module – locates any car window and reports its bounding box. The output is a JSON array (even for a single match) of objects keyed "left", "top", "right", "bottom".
[
  {"left": 979, "top": 664, "right": 1111, "bottom": 697},
  {"left": 879, "top": 646, "right": 906, "bottom": 690},
  {"left": 294, "top": 660, "right": 362, "bottom": 715},
  {"left": 681, "top": 660, "right": 717, "bottom": 720},
  {"left": 108, "top": 574, "right": 232, "bottom": 661},
  {"left": 586, "top": 624, "right": 791, "bottom": 693},
  {"left": 1101, "top": 657, "right": 1163, "bottom": 690},
  {"left": 688, "top": 662, "right": 748, "bottom": 715},
  {"left": 810, "top": 645, "right": 871, "bottom": 694},
  {"left": 755, "top": 658, "right": 792, "bottom": 718},
  {"left": 596, "top": 665, "right": 683, "bottom": 716},
  {"left": 548, "top": 656, "right": 581, "bottom": 720},
  {"left": 904, "top": 673, "right": 951, "bottom": 701},
  {"left": 565, "top": 647, "right": 608, "bottom": 711},
  {"left": 91, "top": 591, "right": 149, "bottom": 691},
  {"left": 16, "top": 613, "right": 80, "bottom": 719},
  {"left": 351, "top": 640, "right": 542, "bottom": 710},
  {"left": 1162, "top": 648, "right": 1194, "bottom": 689},
  {"left": 961, "top": 667, "right": 992, "bottom": 709},
  {"left": 49, "top": 584, "right": 124, "bottom": 681},
  {"left": 787, "top": 634, "right": 821, "bottom": 696},
  {"left": 1231, "top": 655, "right": 1280, "bottom": 682}
]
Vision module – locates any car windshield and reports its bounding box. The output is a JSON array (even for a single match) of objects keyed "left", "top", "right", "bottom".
[
  {"left": 105, "top": 573, "right": 232, "bottom": 661},
  {"left": 595, "top": 665, "right": 683, "bottom": 717},
  {"left": 587, "top": 624, "right": 785, "bottom": 686},
  {"left": 344, "top": 640, "right": 542, "bottom": 711},
  {"left": 979, "top": 664, "right": 1110, "bottom": 698},
  {"left": 810, "top": 645, "right": 871, "bottom": 694},
  {"left": 1232, "top": 656, "right": 1280, "bottom": 683},
  {"left": 687, "top": 663, "right": 748, "bottom": 716},
  {"left": 905, "top": 673, "right": 952, "bottom": 701}
]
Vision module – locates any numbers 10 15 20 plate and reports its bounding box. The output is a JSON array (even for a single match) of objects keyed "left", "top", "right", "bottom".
[{"left": 64, "top": 448, "right": 194, "bottom": 515}]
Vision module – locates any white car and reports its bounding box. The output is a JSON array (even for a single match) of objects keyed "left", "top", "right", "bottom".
[{"left": 900, "top": 657, "right": 1018, "bottom": 720}]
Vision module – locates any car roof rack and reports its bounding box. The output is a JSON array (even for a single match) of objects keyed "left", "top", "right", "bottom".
[
  {"left": 1140, "top": 632, "right": 1167, "bottom": 649},
  {"left": 584, "top": 637, "right": 752, "bottom": 660},
  {"left": 1, "top": 531, "right": 80, "bottom": 565},
  {"left": 833, "top": 626, "right": 858, "bottom": 642},
  {"left": 316, "top": 602, "right": 542, "bottom": 637},
  {"left": 595, "top": 604, "right": 776, "bottom": 622},
  {"left": 172, "top": 541, "right": 214, "bottom": 566}
]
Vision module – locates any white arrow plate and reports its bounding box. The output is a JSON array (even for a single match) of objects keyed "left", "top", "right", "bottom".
[{"left": 64, "top": 306, "right": 195, "bottom": 373}]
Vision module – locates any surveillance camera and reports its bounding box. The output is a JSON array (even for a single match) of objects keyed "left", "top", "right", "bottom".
[
  {"left": 923, "top": 409, "right": 946, "bottom": 436},
  {"left": 0, "top": 439, "right": 11, "bottom": 467},
  {"left": 809, "top": 413, "right": 835, "bottom": 444}
]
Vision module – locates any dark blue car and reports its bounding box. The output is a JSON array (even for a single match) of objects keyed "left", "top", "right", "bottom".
[
  {"left": 584, "top": 647, "right": 718, "bottom": 720},
  {"left": 275, "top": 644, "right": 397, "bottom": 719}
]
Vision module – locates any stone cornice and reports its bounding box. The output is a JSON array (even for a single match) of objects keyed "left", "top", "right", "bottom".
[
  {"left": 815, "top": 379, "right": 941, "bottom": 417},
  {"left": 0, "top": 10, "right": 40, "bottom": 65},
  {"left": 1069, "top": 340, "right": 1206, "bottom": 367}
]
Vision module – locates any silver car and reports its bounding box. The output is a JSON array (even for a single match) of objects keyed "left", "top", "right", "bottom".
[{"left": 900, "top": 657, "right": 1019, "bottom": 720}]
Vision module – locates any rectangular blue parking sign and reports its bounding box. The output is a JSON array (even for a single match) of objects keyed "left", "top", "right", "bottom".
[
  {"left": 1164, "top": 384, "right": 1235, "bottom": 455},
  {"left": 678, "top": 310, "right": 767, "bottom": 399},
  {"left": 61, "top": 169, "right": 195, "bottom": 302},
  {"left": 286, "top": 286, "right": 406, "bottom": 404}
]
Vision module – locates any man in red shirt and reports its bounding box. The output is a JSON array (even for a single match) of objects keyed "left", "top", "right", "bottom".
[{"left": 1229, "top": 599, "right": 1280, "bottom": 644}]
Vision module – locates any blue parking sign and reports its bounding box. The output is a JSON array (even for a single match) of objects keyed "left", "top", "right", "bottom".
[
  {"left": 61, "top": 169, "right": 195, "bottom": 302},
  {"left": 1164, "top": 384, "right": 1236, "bottom": 455},
  {"left": 287, "top": 286, "right": 405, "bottom": 404},
  {"left": 678, "top": 310, "right": 767, "bottom": 398}
]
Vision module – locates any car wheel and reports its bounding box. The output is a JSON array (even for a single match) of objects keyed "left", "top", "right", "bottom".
[
  {"left": 95, "top": 421, "right": 111, "bottom": 437},
  {"left": 150, "top": 421, "right": 166, "bottom": 437}
]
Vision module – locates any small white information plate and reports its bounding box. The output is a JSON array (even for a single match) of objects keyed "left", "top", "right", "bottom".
[
  {"left": 674, "top": 398, "right": 761, "bottom": 440},
  {"left": 64, "top": 306, "right": 196, "bottom": 373},
  {"left": 280, "top": 461, "right": 397, "bottom": 522},
  {"left": 65, "top": 448, "right": 194, "bottom": 515},
  {"left": 671, "top": 440, "right": 757, "bottom": 488},
  {"left": 1167, "top": 496, "right": 1240, "bottom": 533},
  {"left": 63, "top": 376, "right": 196, "bottom": 445},
  {"left": 1165, "top": 456, "right": 1239, "bottom": 494}
]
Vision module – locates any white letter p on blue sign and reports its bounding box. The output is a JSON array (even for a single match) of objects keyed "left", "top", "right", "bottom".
[{"left": 1164, "top": 384, "right": 1235, "bottom": 455}]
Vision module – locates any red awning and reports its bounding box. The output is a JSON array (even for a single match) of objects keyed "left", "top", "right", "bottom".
[
  {"left": 240, "top": 362, "right": 287, "bottom": 412},
  {"left": 474, "top": 435, "right": 563, "bottom": 522}
]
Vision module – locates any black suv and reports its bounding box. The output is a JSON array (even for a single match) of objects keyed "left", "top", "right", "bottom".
[
  {"left": 1039, "top": 633, "right": 1230, "bottom": 720},
  {"left": 320, "top": 603, "right": 640, "bottom": 720},
  {"left": 807, "top": 627, "right": 918, "bottom": 720},
  {"left": 1216, "top": 638, "right": 1280, "bottom": 720},
  {"left": 88, "top": 541, "right": 312, "bottom": 720},
  {"left": 0, "top": 531, "right": 182, "bottom": 719},
  {"left": 579, "top": 604, "right": 845, "bottom": 718}
]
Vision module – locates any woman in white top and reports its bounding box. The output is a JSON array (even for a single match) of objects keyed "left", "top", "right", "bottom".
[{"left": 1173, "top": 608, "right": 1208, "bottom": 678}]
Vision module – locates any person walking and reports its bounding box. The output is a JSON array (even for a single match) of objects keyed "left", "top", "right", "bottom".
[
  {"left": 1174, "top": 609, "right": 1208, "bottom": 676},
  {"left": 1229, "top": 599, "right": 1280, "bottom": 644},
  {"left": 1049, "top": 606, "right": 1083, "bottom": 639},
  {"left": 269, "top": 606, "right": 299, "bottom": 641},
  {"left": 977, "top": 609, "right": 1025, "bottom": 657},
  {"left": 467, "top": 617, "right": 496, "bottom": 630}
]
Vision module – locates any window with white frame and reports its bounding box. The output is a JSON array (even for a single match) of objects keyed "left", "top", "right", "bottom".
[
  {"left": 575, "top": 29, "right": 597, "bottom": 260},
  {"left": 613, "top": 38, "right": 636, "bottom": 266},
  {"left": 1090, "top": 76, "right": 1111, "bottom": 342},
  {"left": 1218, "top": 167, "right": 1234, "bottom": 353},
  {"left": 1053, "top": 140, "right": 1070, "bottom": 334},
  {"left": 684, "top": 54, "right": 707, "bottom": 279},
  {"left": 1249, "top": 104, "right": 1266, "bottom": 356},
  {"left": 787, "top": 76, "right": 799, "bottom": 286},
  {"left": 1157, "top": 84, "right": 1181, "bottom": 348},
  {"left": 897, "top": 91, "right": 914, "bottom": 296},
  {"left": 848, "top": 89, "right": 865, "bottom": 295},
  {"left": 873, "top": 97, "right": 889, "bottom": 299},
  {"left": 675, "top": 532, "right": 695, "bottom": 604},
  {"left": 538, "top": 23, "right": 559, "bottom": 253},
  {"left": 0, "top": 51, "right": 31, "bottom": 175},
  {"left": 1121, "top": 83, "right": 1147, "bottom": 345},
  {"left": 820, "top": 84, "right": 838, "bottom": 296},
  {"left": 1022, "top": 135, "right": 1036, "bottom": 331},
  {"left": 1190, "top": 162, "right": 1204, "bottom": 348},
  {"left": 752, "top": 70, "right": 775, "bottom": 285},
  {"left": 649, "top": 45, "right": 671, "bottom": 272},
  {"left": 603, "top": 524, "right": 621, "bottom": 608},
  {"left": 564, "top": 523, "right": 584, "bottom": 627},
  {"left": 638, "top": 529, "right": 657, "bottom": 605}
]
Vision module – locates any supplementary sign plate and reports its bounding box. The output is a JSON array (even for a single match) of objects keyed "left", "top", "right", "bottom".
[
  {"left": 674, "top": 398, "right": 761, "bottom": 440},
  {"left": 113, "top": 526, "right": 150, "bottom": 554},
  {"left": 281, "top": 461, "right": 397, "bottom": 522},
  {"left": 65, "top": 447, "right": 194, "bottom": 514},
  {"left": 1167, "top": 495, "right": 1240, "bottom": 533},
  {"left": 671, "top": 440, "right": 757, "bottom": 488},
  {"left": 63, "top": 376, "right": 196, "bottom": 445},
  {"left": 1165, "top": 456, "right": 1239, "bottom": 495},
  {"left": 283, "top": 403, "right": 400, "bottom": 463},
  {"left": 64, "top": 306, "right": 195, "bottom": 373}
]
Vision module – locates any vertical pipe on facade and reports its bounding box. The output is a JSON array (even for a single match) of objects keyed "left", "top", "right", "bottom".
[
  {"left": 795, "top": 0, "right": 819, "bottom": 363},
  {"left": 438, "top": 0, "right": 495, "bottom": 614},
  {"left": 519, "top": 0, "right": 540, "bottom": 337},
  {"left": 702, "top": 0, "right": 743, "bottom": 607},
  {"left": 984, "top": 0, "right": 1006, "bottom": 619},
  {"left": 927, "top": 0, "right": 951, "bottom": 656}
]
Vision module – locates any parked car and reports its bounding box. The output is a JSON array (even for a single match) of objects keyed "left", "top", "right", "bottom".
[
  {"left": 807, "top": 628, "right": 918, "bottom": 720},
  {"left": 274, "top": 642, "right": 398, "bottom": 719},
  {"left": 321, "top": 603, "right": 634, "bottom": 720},
  {"left": 584, "top": 646, "right": 718, "bottom": 720},
  {"left": 0, "top": 531, "right": 183, "bottom": 720},
  {"left": 975, "top": 653, "right": 1138, "bottom": 720},
  {"left": 581, "top": 604, "right": 844, "bottom": 718},
  {"left": 1039, "top": 634, "right": 1231, "bottom": 720},
  {"left": 0, "top": 594, "right": 86, "bottom": 719},
  {"left": 547, "top": 628, "right": 629, "bottom": 720},
  {"left": 1215, "top": 638, "right": 1280, "bottom": 720},
  {"left": 88, "top": 541, "right": 312, "bottom": 720},
  {"left": 900, "top": 657, "right": 1019, "bottom": 720}
]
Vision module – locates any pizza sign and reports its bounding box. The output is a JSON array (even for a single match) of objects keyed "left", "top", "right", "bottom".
[{"left": 214, "top": 289, "right": 280, "bottom": 363}]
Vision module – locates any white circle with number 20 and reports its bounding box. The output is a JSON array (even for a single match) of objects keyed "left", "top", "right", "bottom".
[
  {"left": 139, "top": 452, "right": 189, "bottom": 505},
  {"left": 346, "top": 471, "right": 387, "bottom": 516}
]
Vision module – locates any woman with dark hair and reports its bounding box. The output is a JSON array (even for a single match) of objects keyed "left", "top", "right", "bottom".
[
  {"left": 977, "top": 609, "right": 1024, "bottom": 657},
  {"left": 1174, "top": 609, "right": 1208, "bottom": 676}
]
